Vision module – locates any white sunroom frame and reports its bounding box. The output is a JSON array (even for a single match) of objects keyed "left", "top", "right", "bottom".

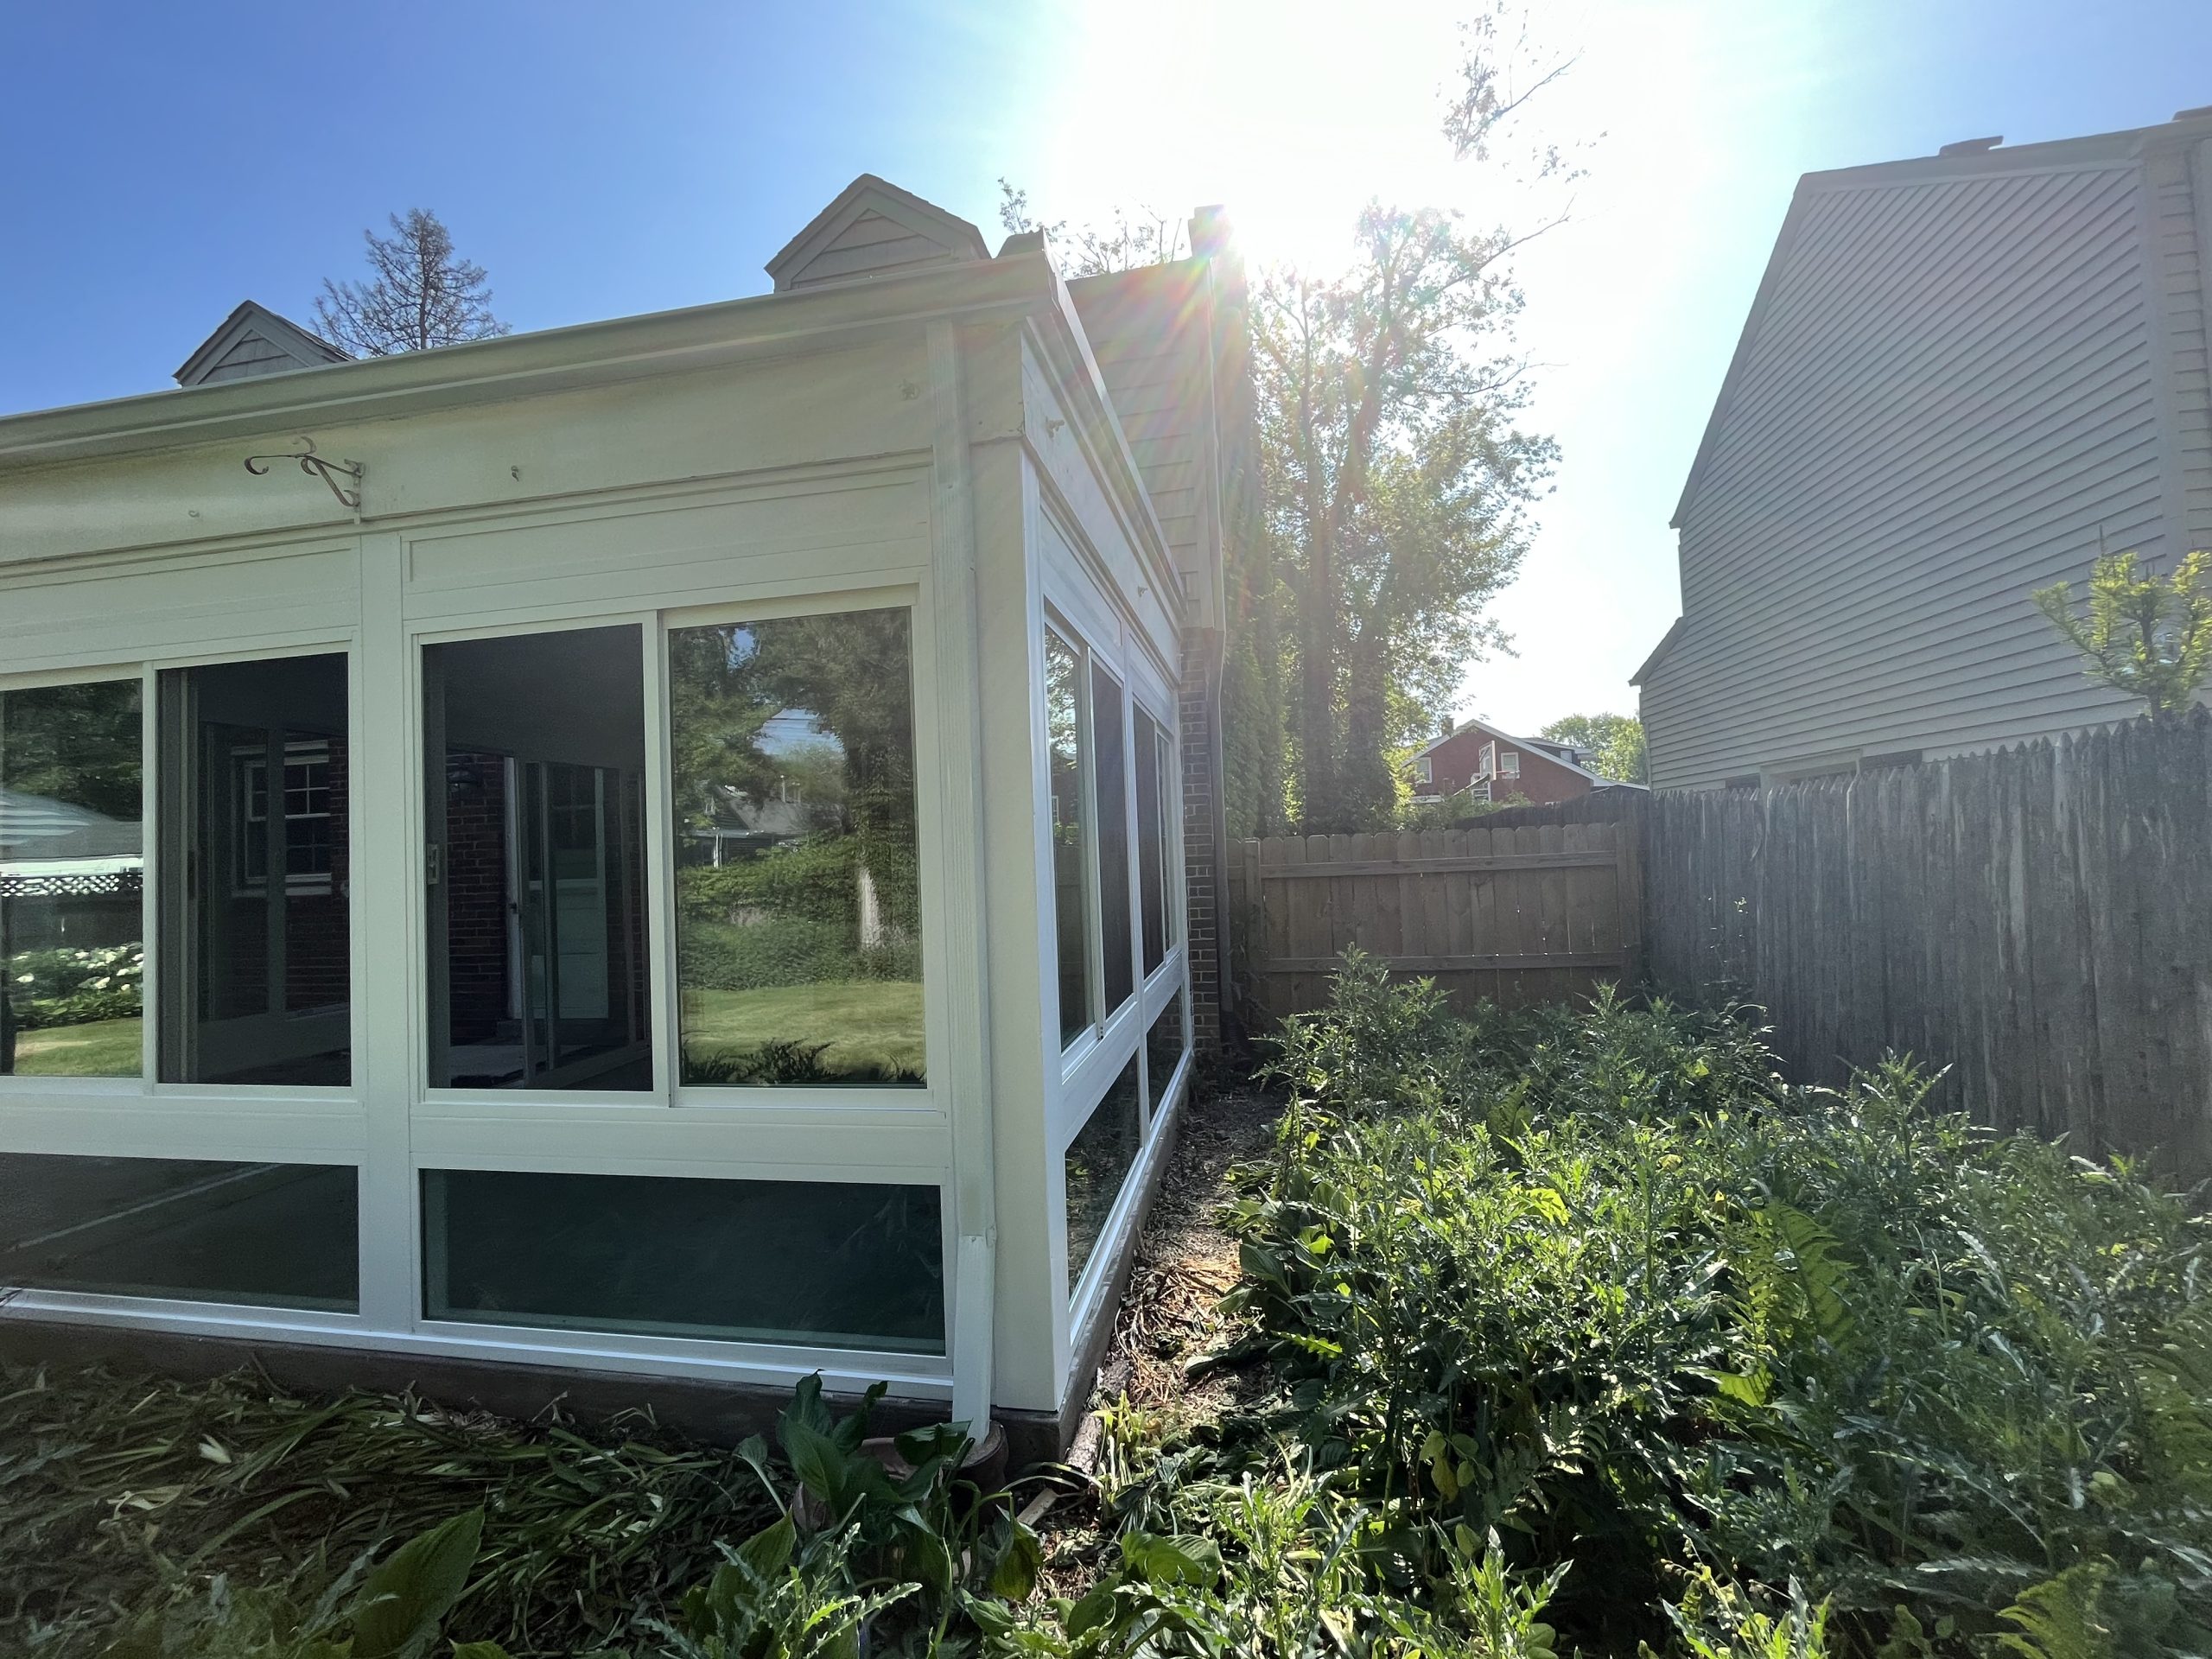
[{"left": 0, "top": 244, "right": 1198, "bottom": 1437}]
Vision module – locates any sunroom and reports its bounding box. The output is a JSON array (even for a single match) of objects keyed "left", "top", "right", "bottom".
[{"left": 0, "top": 177, "right": 1244, "bottom": 1452}]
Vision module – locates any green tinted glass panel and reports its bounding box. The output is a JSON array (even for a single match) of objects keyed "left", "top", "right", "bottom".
[
  {"left": 1066, "top": 1057, "right": 1142, "bottom": 1296},
  {"left": 1147, "top": 992, "right": 1185, "bottom": 1111},
  {"left": 423, "top": 1169, "right": 944, "bottom": 1353},
  {"left": 0, "top": 1154, "right": 357, "bottom": 1310}
]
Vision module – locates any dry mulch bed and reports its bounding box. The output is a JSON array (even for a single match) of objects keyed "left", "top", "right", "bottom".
[{"left": 1030, "top": 1086, "right": 1282, "bottom": 1594}]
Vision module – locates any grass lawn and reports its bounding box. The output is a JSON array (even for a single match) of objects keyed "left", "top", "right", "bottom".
[
  {"left": 10, "top": 1014, "right": 141, "bottom": 1076},
  {"left": 682, "top": 978, "right": 923, "bottom": 1079}
]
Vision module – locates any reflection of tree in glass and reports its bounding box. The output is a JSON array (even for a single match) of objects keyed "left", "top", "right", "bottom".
[
  {"left": 675, "top": 611, "right": 918, "bottom": 933},
  {"left": 1045, "top": 635, "right": 1084, "bottom": 849},
  {"left": 1, "top": 682, "right": 142, "bottom": 819},
  {"left": 671, "top": 612, "right": 925, "bottom": 1084}
]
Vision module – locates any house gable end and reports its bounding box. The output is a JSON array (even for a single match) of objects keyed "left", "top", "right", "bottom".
[
  {"left": 766, "top": 175, "right": 989, "bottom": 293},
  {"left": 175, "top": 302, "right": 348, "bottom": 387}
]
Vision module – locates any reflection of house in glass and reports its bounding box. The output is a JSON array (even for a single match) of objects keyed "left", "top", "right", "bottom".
[
  {"left": 0, "top": 174, "right": 1252, "bottom": 1463},
  {"left": 0, "top": 786, "right": 144, "bottom": 944}
]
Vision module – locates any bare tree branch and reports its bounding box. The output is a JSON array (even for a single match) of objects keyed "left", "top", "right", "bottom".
[{"left": 314, "top": 209, "right": 511, "bottom": 357}]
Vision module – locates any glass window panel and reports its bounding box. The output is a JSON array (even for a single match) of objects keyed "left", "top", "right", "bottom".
[
  {"left": 423, "top": 1169, "right": 944, "bottom": 1353},
  {"left": 158, "top": 655, "right": 351, "bottom": 1086},
  {"left": 424, "top": 626, "right": 652, "bottom": 1090},
  {"left": 1147, "top": 992, "right": 1185, "bottom": 1112},
  {"left": 0, "top": 1154, "right": 357, "bottom": 1310},
  {"left": 1046, "top": 632, "right": 1092, "bottom": 1047},
  {"left": 1065, "top": 1056, "right": 1141, "bottom": 1295},
  {"left": 1159, "top": 727, "right": 1180, "bottom": 952},
  {"left": 1, "top": 680, "right": 143, "bottom": 1077},
  {"left": 1134, "top": 709, "right": 1166, "bottom": 976},
  {"left": 1091, "top": 664, "right": 1133, "bottom": 1015},
  {"left": 670, "top": 609, "right": 925, "bottom": 1088}
]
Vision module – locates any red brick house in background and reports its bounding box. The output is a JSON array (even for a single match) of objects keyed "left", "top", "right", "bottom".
[{"left": 1407, "top": 716, "right": 1635, "bottom": 808}]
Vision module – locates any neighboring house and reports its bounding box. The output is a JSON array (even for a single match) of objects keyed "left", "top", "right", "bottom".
[
  {"left": 1636, "top": 107, "right": 2212, "bottom": 790},
  {"left": 0, "top": 175, "right": 1259, "bottom": 1459},
  {"left": 1406, "top": 717, "right": 1613, "bottom": 806}
]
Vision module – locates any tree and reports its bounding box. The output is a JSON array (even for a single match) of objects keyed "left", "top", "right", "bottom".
[
  {"left": 2033, "top": 550, "right": 2212, "bottom": 716},
  {"left": 996, "top": 180, "right": 1187, "bottom": 276},
  {"left": 999, "top": 4, "right": 1578, "bottom": 835},
  {"left": 315, "top": 209, "right": 510, "bottom": 357},
  {"left": 1538, "top": 712, "right": 1646, "bottom": 783},
  {"left": 1254, "top": 202, "right": 1554, "bottom": 831}
]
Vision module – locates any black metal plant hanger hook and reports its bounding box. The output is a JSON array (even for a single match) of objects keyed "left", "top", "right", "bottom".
[{"left": 243, "top": 436, "right": 365, "bottom": 510}]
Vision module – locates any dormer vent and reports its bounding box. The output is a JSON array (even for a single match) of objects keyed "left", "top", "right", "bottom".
[
  {"left": 174, "top": 301, "right": 349, "bottom": 387},
  {"left": 766, "top": 175, "right": 989, "bottom": 294}
]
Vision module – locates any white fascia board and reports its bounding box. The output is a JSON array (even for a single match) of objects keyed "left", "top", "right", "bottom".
[{"left": 0, "top": 258, "right": 1053, "bottom": 472}]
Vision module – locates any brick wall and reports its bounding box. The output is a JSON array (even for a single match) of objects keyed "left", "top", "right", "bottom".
[
  {"left": 1178, "top": 627, "right": 1224, "bottom": 1054},
  {"left": 442, "top": 752, "right": 511, "bottom": 1046}
]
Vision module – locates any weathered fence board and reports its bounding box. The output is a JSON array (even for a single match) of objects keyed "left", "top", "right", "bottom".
[
  {"left": 1643, "top": 711, "right": 2212, "bottom": 1179},
  {"left": 1231, "top": 810, "right": 1644, "bottom": 1020}
]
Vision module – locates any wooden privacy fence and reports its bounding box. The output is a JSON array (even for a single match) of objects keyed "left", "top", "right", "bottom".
[
  {"left": 1230, "top": 817, "right": 1643, "bottom": 1020},
  {"left": 1643, "top": 711, "right": 2212, "bottom": 1179}
]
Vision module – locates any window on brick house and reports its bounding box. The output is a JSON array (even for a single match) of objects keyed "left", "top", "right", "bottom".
[
  {"left": 1500, "top": 751, "right": 1520, "bottom": 779},
  {"left": 1416, "top": 756, "right": 1432, "bottom": 785},
  {"left": 236, "top": 741, "right": 334, "bottom": 893}
]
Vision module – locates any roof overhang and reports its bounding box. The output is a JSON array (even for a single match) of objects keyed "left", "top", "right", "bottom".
[
  {"left": 1630, "top": 617, "right": 1686, "bottom": 686},
  {"left": 0, "top": 255, "right": 1046, "bottom": 474},
  {"left": 0, "top": 241, "right": 1185, "bottom": 639}
]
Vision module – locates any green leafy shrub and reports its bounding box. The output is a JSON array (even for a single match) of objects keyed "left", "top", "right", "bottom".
[
  {"left": 105, "top": 1508, "right": 505, "bottom": 1659},
  {"left": 0, "top": 1368, "right": 780, "bottom": 1656},
  {"left": 677, "top": 917, "right": 857, "bottom": 993},
  {"left": 6, "top": 944, "right": 142, "bottom": 1027},
  {"left": 985, "top": 1465, "right": 1569, "bottom": 1657},
  {"left": 676, "top": 834, "right": 918, "bottom": 940},
  {"left": 1226, "top": 956, "right": 2212, "bottom": 1657},
  {"left": 656, "top": 1374, "right": 1039, "bottom": 1657},
  {"left": 681, "top": 1041, "right": 920, "bottom": 1088}
]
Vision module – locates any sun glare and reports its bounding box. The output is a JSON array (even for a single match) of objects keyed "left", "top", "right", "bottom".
[{"left": 1039, "top": 0, "right": 1475, "bottom": 270}]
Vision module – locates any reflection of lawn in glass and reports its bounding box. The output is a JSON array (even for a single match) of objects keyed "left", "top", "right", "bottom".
[
  {"left": 682, "top": 981, "right": 924, "bottom": 1083},
  {"left": 11, "top": 1015, "right": 142, "bottom": 1076}
]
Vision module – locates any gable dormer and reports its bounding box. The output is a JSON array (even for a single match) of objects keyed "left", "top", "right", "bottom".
[
  {"left": 766, "top": 175, "right": 989, "bottom": 294},
  {"left": 174, "top": 301, "right": 350, "bottom": 387}
]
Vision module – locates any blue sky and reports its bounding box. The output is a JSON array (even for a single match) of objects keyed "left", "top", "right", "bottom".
[{"left": 5, "top": 2, "right": 2210, "bottom": 731}]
